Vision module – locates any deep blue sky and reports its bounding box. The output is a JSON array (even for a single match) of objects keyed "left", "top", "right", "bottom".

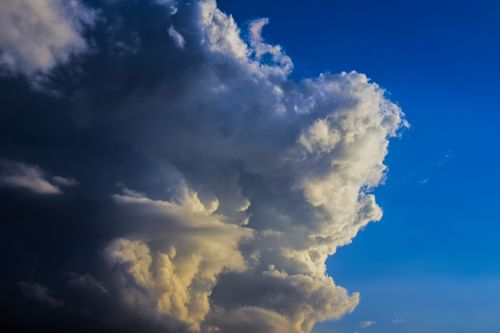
[{"left": 219, "top": 1, "right": 500, "bottom": 332}]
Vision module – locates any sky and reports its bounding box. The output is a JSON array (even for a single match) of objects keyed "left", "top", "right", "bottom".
[{"left": 0, "top": 1, "right": 499, "bottom": 333}]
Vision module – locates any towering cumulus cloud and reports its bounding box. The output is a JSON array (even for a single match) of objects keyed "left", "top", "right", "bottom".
[{"left": 0, "top": 1, "right": 406, "bottom": 332}]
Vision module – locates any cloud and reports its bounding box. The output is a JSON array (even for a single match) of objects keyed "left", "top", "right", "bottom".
[
  {"left": 419, "top": 177, "right": 430, "bottom": 184},
  {"left": 438, "top": 149, "right": 454, "bottom": 167},
  {"left": 18, "top": 281, "right": 64, "bottom": 307},
  {"left": 156, "top": 0, "right": 179, "bottom": 14},
  {"left": 0, "top": 159, "right": 76, "bottom": 195},
  {"left": 106, "top": 183, "right": 252, "bottom": 331},
  {"left": 0, "top": 0, "right": 95, "bottom": 82},
  {"left": 52, "top": 176, "right": 79, "bottom": 187},
  {"left": 392, "top": 318, "right": 406, "bottom": 324},
  {"left": 66, "top": 272, "right": 109, "bottom": 295},
  {"left": 94, "top": 2, "right": 404, "bottom": 329},
  {"left": 0, "top": 0, "right": 406, "bottom": 332},
  {"left": 168, "top": 25, "right": 186, "bottom": 48},
  {"left": 360, "top": 320, "right": 376, "bottom": 328},
  {"left": 0, "top": 159, "right": 75, "bottom": 194}
]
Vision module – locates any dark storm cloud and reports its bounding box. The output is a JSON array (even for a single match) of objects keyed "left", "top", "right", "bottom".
[{"left": 0, "top": 1, "right": 406, "bottom": 332}]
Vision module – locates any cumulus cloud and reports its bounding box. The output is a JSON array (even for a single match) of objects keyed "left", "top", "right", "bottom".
[
  {"left": 0, "top": 0, "right": 95, "bottom": 80},
  {"left": 0, "top": 159, "right": 76, "bottom": 195},
  {"left": 95, "top": 2, "right": 405, "bottom": 331},
  {"left": 392, "top": 318, "right": 406, "bottom": 324},
  {"left": 0, "top": 0, "right": 406, "bottom": 332},
  {"left": 106, "top": 183, "right": 252, "bottom": 331},
  {"left": 18, "top": 281, "right": 64, "bottom": 307}
]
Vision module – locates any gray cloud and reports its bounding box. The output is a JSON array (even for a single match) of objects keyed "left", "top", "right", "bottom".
[
  {"left": 52, "top": 176, "right": 79, "bottom": 187},
  {"left": 18, "top": 281, "right": 64, "bottom": 307},
  {"left": 168, "top": 25, "right": 186, "bottom": 48},
  {"left": 0, "top": 0, "right": 95, "bottom": 83},
  {"left": 66, "top": 272, "right": 109, "bottom": 295},
  {"left": 0, "top": 159, "right": 76, "bottom": 195}
]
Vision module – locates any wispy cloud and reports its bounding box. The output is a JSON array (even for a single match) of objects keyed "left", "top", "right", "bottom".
[
  {"left": 419, "top": 177, "right": 430, "bottom": 184},
  {"left": 66, "top": 272, "right": 109, "bottom": 295},
  {"left": 360, "top": 320, "right": 376, "bottom": 328},
  {"left": 438, "top": 149, "right": 454, "bottom": 167},
  {"left": 168, "top": 25, "right": 186, "bottom": 48},
  {"left": 0, "top": 159, "right": 76, "bottom": 195},
  {"left": 18, "top": 281, "right": 64, "bottom": 307}
]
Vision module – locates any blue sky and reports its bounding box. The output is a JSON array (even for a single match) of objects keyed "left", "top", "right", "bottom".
[{"left": 218, "top": 1, "right": 500, "bottom": 332}]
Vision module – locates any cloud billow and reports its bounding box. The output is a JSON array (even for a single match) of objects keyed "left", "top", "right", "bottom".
[
  {"left": 0, "top": 0, "right": 95, "bottom": 84},
  {"left": 0, "top": 1, "right": 406, "bottom": 332}
]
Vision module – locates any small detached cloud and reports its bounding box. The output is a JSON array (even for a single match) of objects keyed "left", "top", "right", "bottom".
[
  {"left": 360, "top": 320, "right": 376, "bottom": 328},
  {"left": 438, "top": 149, "right": 454, "bottom": 167},
  {"left": 392, "top": 318, "right": 406, "bottom": 324},
  {"left": 18, "top": 281, "right": 64, "bottom": 307},
  {"left": 0, "top": 159, "right": 76, "bottom": 195},
  {"left": 418, "top": 177, "right": 430, "bottom": 184}
]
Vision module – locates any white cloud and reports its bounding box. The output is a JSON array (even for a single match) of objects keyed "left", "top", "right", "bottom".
[
  {"left": 360, "top": 320, "right": 376, "bottom": 328},
  {"left": 419, "top": 177, "right": 430, "bottom": 184},
  {"left": 0, "top": 0, "right": 96, "bottom": 80},
  {"left": 198, "top": 0, "right": 249, "bottom": 60},
  {"left": 18, "top": 281, "right": 64, "bottom": 307},
  {"left": 248, "top": 17, "right": 292, "bottom": 73},
  {"left": 392, "top": 318, "right": 406, "bottom": 324},
  {"left": 0, "top": 159, "right": 76, "bottom": 195},
  {"left": 438, "top": 149, "right": 454, "bottom": 166}
]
